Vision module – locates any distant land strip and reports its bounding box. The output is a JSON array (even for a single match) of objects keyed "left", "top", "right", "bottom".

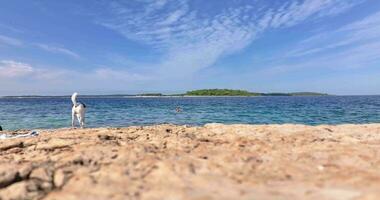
[{"left": 1, "top": 89, "right": 328, "bottom": 98}]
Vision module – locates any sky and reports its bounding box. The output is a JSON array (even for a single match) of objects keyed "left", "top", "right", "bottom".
[{"left": 0, "top": 0, "right": 380, "bottom": 95}]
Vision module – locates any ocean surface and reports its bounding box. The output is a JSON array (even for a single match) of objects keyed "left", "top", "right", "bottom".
[{"left": 0, "top": 96, "right": 379, "bottom": 130}]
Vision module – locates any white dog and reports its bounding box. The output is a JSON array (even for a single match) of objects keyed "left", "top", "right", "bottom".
[{"left": 71, "top": 92, "right": 86, "bottom": 128}]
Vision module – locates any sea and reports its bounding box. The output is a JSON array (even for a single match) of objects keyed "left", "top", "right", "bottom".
[{"left": 0, "top": 95, "right": 379, "bottom": 130}]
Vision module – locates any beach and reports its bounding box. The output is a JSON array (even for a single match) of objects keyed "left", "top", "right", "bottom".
[{"left": 0, "top": 124, "right": 380, "bottom": 200}]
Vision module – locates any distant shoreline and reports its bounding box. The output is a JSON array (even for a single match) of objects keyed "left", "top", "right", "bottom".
[
  {"left": 3, "top": 94, "right": 380, "bottom": 99},
  {"left": 0, "top": 95, "right": 331, "bottom": 98},
  {"left": 4, "top": 94, "right": 380, "bottom": 98},
  {"left": 0, "top": 89, "right": 330, "bottom": 98}
]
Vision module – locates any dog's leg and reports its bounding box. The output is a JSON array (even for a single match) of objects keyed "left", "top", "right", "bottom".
[
  {"left": 81, "top": 114, "right": 85, "bottom": 128},
  {"left": 80, "top": 120, "right": 84, "bottom": 128},
  {"left": 77, "top": 115, "right": 81, "bottom": 127},
  {"left": 71, "top": 111, "right": 76, "bottom": 127},
  {"left": 79, "top": 116, "right": 84, "bottom": 128}
]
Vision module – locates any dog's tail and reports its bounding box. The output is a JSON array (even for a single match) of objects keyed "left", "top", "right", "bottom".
[{"left": 71, "top": 92, "right": 78, "bottom": 106}]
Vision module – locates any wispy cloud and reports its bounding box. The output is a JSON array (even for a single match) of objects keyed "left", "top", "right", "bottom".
[
  {"left": 287, "top": 10, "right": 380, "bottom": 57},
  {"left": 0, "top": 34, "right": 23, "bottom": 47},
  {"left": 267, "top": 0, "right": 361, "bottom": 28},
  {"left": 0, "top": 60, "right": 148, "bottom": 86},
  {"left": 0, "top": 60, "right": 34, "bottom": 78},
  {"left": 95, "top": 0, "right": 361, "bottom": 77},
  {"left": 0, "top": 59, "right": 153, "bottom": 95},
  {"left": 94, "top": 68, "right": 150, "bottom": 81},
  {"left": 257, "top": 10, "right": 380, "bottom": 76},
  {"left": 34, "top": 43, "right": 81, "bottom": 59},
  {"left": 0, "top": 35, "right": 80, "bottom": 59},
  {"left": 0, "top": 23, "right": 24, "bottom": 33},
  {"left": 0, "top": 60, "right": 70, "bottom": 80},
  {"left": 260, "top": 40, "right": 380, "bottom": 76}
]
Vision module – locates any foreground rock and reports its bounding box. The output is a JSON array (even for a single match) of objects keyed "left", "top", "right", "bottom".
[{"left": 0, "top": 124, "right": 380, "bottom": 200}]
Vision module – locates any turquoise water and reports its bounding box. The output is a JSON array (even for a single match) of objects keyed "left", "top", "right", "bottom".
[{"left": 0, "top": 96, "right": 379, "bottom": 130}]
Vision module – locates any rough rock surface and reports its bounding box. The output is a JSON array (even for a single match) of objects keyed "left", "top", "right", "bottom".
[{"left": 0, "top": 124, "right": 380, "bottom": 200}]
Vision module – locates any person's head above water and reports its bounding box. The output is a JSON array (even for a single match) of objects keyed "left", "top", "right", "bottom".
[{"left": 176, "top": 107, "right": 182, "bottom": 112}]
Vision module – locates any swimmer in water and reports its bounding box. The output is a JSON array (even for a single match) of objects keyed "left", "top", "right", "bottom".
[{"left": 176, "top": 107, "right": 182, "bottom": 113}]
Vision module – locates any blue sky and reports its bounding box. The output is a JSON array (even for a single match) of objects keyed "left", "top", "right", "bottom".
[{"left": 1, "top": 0, "right": 380, "bottom": 95}]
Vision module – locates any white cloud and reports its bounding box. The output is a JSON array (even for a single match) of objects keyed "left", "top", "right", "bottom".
[
  {"left": 0, "top": 60, "right": 70, "bottom": 80},
  {"left": 0, "top": 35, "right": 80, "bottom": 59},
  {"left": 257, "top": 40, "right": 380, "bottom": 77},
  {"left": 286, "top": 10, "right": 380, "bottom": 57},
  {"left": 268, "top": 0, "right": 360, "bottom": 28},
  {"left": 0, "top": 60, "right": 34, "bottom": 78},
  {"left": 0, "top": 35, "right": 23, "bottom": 46},
  {"left": 94, "top": 68, "right": 150, "bottom": 81},
  {"left": 35, "top": 43, "right": 80, "bottom": 59},
  {"left": 157, "top": 6, "right": 188, "bottom": 26},
  {"left": 96, "top": 0, "right": 361, "bottom": 77},
  {"left": 0, "top": 60, "right": 148, "bottom": 90},
  {"left": 0, "top": 24, "right": 24, "bottom": 33},
  {"left": 239, "top": 10, "right": 380, "bottom": 82}
]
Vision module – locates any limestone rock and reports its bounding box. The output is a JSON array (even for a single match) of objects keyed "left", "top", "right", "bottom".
[
  {"left": 36, "top": 138, "right": 74, "bottom": 150},
  {"left": 0, "top": 124, "right": 379, "bottom": 199}
]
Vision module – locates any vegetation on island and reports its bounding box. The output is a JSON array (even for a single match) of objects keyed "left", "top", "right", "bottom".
[
  {"left": 184, "top": 89, "right": 328, "bottom": 96},
  {"left": 185, "top": 89, "right": 260, "bottom": 96}
]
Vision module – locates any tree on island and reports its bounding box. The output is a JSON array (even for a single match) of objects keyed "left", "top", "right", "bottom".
[
  {"left": 185, "top": 89, "right": 327, "bottom": 96},
  {"left": 186, "top": 89, "right": 260, "bottom": 96}
]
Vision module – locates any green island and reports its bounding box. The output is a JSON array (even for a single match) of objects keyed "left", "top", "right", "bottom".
[
  {"left": 185, "top": 89, "right": 260, "bottom": 96},
  {"left": 183, "top": 89, "right": 328, "bottom": 96},
  {"left": 135, "top": 90, "right": 328, "bottom": 97}
]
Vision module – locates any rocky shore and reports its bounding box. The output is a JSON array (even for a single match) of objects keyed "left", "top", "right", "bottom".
[{"left": 0, "top": 124, "right": 380, "bottom": 200}]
